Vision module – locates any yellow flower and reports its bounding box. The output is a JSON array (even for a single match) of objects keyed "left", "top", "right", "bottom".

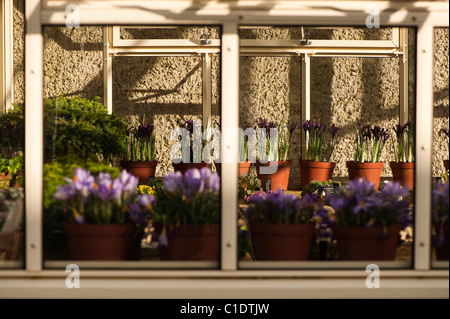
[{"left": 137, "top": 185, "right": 156, "bottom": 196}]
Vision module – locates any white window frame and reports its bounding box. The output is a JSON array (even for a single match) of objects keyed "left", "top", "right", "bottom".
[
  {"left": 0, "top": 0, "right": 448, "bottom": 299},
  {"left": 0, "top": 0, "right": 13, "bottom": 112}
]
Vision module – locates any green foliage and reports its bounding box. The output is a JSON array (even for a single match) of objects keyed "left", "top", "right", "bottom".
[
  {"left": 238, "top": 172, "right": 262, "bottom": 200},
  {"left": 0, "top": 151, "right": 24, "bottom": 188},
  {"left": 43, "top": 95, "right": 128, "bottom": 163},
  {"left": 0, "top": 104, "right": 24, "bottom": 155},
  {"left": 302, "top": 180, "right": 341, "bottom": 196}
]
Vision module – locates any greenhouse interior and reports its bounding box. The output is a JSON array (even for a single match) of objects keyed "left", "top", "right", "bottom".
[{"left": 0, "top": 0, "right": 449, "bottom": 299}]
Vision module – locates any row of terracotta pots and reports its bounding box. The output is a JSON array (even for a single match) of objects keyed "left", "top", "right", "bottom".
[
  {"left": 61, "top": 220, "right": 450, "bottom": 261},
  {"left": 120, "top": 158, "right": 449, "bottom": 192}
]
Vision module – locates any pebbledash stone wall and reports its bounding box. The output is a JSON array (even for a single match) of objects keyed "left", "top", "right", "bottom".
[{"left": 12, "top": 1, "right": 449, "bottom": 183}]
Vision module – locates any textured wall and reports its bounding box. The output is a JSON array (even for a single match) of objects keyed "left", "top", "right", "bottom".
[
  {"left": 12, "top": 0, "right": 24, "bottom": 104},
  {"left": 11, "top": 18, "right": 449, "bottom": 182}
]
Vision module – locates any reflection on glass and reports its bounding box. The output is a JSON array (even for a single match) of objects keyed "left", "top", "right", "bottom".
[{"left": 0, "top": 104, "right": 25, "bottom": 267}]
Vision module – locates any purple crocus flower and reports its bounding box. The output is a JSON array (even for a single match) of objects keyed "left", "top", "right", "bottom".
[
  {"left": 54, "top": 184, "right": 76, "bottom": 201},
  {"left": 137, "top": 194, "right": 155, "bottom": 208},
  {"left": 184, "top": 168, "right": 205, "bottom": 195},
  {"left": 163, "top": 171, "right": 184, "bottom": 193}
]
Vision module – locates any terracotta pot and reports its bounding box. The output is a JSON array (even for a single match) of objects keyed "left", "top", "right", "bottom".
[
  {"left": 389, "top": 162, "right": 414, "bottom": 191},
  {"left": 434, "top": 223, "right": 449, "bottom": 261},
  {"left": 159, "top": 224, "right": 219, "bottom": 261},
  {"left": 64, "top": 223, "right": 130, "bottom": 260},
  {"left": 444, "top": 160, "right": 449, "bottom": 172},
  {"left": 346, "top": 161, "right": 384, "bottom": 190},
  {"left": 0, "top": 232, "right": 24, "bottom": 261},
  {"left": 299, "top": 160, "right": 336, "bottom": 189},
  {"left": 249, "top": 223, "right": 315, "bottom": 261},
  {"left": 333, "top": 225, "right": 401, "bottom": 260},
  {"left": 254, "top": 160, "right": 292, "bottom": 191},
  {"left": 215, "top": 161, "right": 252, "bottom": 178},
  {"left": 172, "top": 162, "right": 210, "bottom": 175},
  {"left": 120, "top": 160, "right": 158, "bottom": 184}
]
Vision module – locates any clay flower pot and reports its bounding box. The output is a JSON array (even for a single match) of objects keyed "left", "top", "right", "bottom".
[
  {"left": 172, "top": 162, "right": 210, "bottom": 175},
  {"left": 249, "top": 223, "right": 315, "bottom": 261},
  {"left": 64, "top": 223, "right": 131, "bottom": 261},
  {"left": 299, "top": 160, "right": 336, "bottom": 189},
  {"left": 346, "top": 161, "right": 384, "bottom": 190},
  {"left": 434, "top": 223, "right": 449, "bottom": 261},
  {"left": 120, "top": 160, "right": 158, "bottom": 184},
  {"left": 444, "top": 160, "right": 449, "bottom": 172},
  {"left": 158, "top": 224, "right": 220, "bottom": 261},
  {"left": 215, "top": 161, "right": 252, "bottom": 178},
  {"left": 389, "top": 161, "right": 414, "bottom": 190},
  {"left": 333, "top": 225, "right": 401, "bottom": 260},
  {"left": 254, "top": 160, "right": 292, "bottom": 191}
]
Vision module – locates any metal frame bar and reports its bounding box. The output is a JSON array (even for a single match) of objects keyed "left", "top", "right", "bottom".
[
  {"left": 1, "top": 0, "right": 14, "bottom": 112},
  {"left": 25, "top": 0, "right": 44, "bottom": 272}
]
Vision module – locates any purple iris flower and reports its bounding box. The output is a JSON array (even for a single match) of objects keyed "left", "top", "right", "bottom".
[
  {"left": 330, "top": 124, "right": 339, "bottom": 138},
  {"left": 302, "top": 120, "right": 312, "bottom": 132},
  {"left": 136, "top": 123, "right": 155, "bottom": 139},
  {"left": 393, "top": 123, "right": 404, "bottom": 139},
  {"left": 288, "top": 121, "right": 298, "bottom": 137}
]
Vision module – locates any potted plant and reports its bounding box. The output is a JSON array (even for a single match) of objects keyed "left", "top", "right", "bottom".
[
  {"left": 0, "top": 187, "right": 24, "bottom": 261},
  {"left": 440, "top": 128, "right": 449, "bottom": 172},
  {"left": 327, "top": 178, "right": 412, "bottom": 260},
  {"left": 0, "top": 106, "right": 24, "bottom": 188},
  {"left": 120, "top": 118, "right": 158, "bottom": 184},
  {"left": 215, "top": 123, "right": 252, "bottom": 178},
  {"left": 0, "top": 151, "right": 24, "bottom": 189},
  {"left": 346, "top": 123, "right": 390, "bottom": 190},
  {"left": 243, "top": 189, "right": 331, "bottom": 260},
  {"left": 168, "top": 118, "right": 210, "bottom": 174},
  {"left": 254, "top": 117, "right": 298, "bottom": 191},
  {"left": 151, "top": 167, "right": 220, "bottom": 260},
  {"left": 432, "top": 179, "right": 449, "bottom": 261},
  {"left": 43, "top": 95, "right": 128, "bottom": 163},
  {"left": 299, "top": 120, "right": 339, "bottom": 189},
  {"left": 54, "top": 168, "right": 153, "bottom": 260},
  {"left": 390, "top": 121, "right": 414, "bottom": 190}
]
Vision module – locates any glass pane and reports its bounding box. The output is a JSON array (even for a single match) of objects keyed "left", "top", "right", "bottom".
[
  {"left": 43, "top": 26, "right": 221, "bottom": 268},
  {"left": 0, "top": 0, "right": 25, "bottom": 269},
  {"left": 120, "top": 26, "right": 220, "bottom": 40},
  {"left": 238, "top": 26, "right": 415, "bottom": 268},
  {"left": 431, "top": 27, "right": 449, "bottom": 268},
  {"left": 239, "top": 26, "right": 393, "bottom": 41}
]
